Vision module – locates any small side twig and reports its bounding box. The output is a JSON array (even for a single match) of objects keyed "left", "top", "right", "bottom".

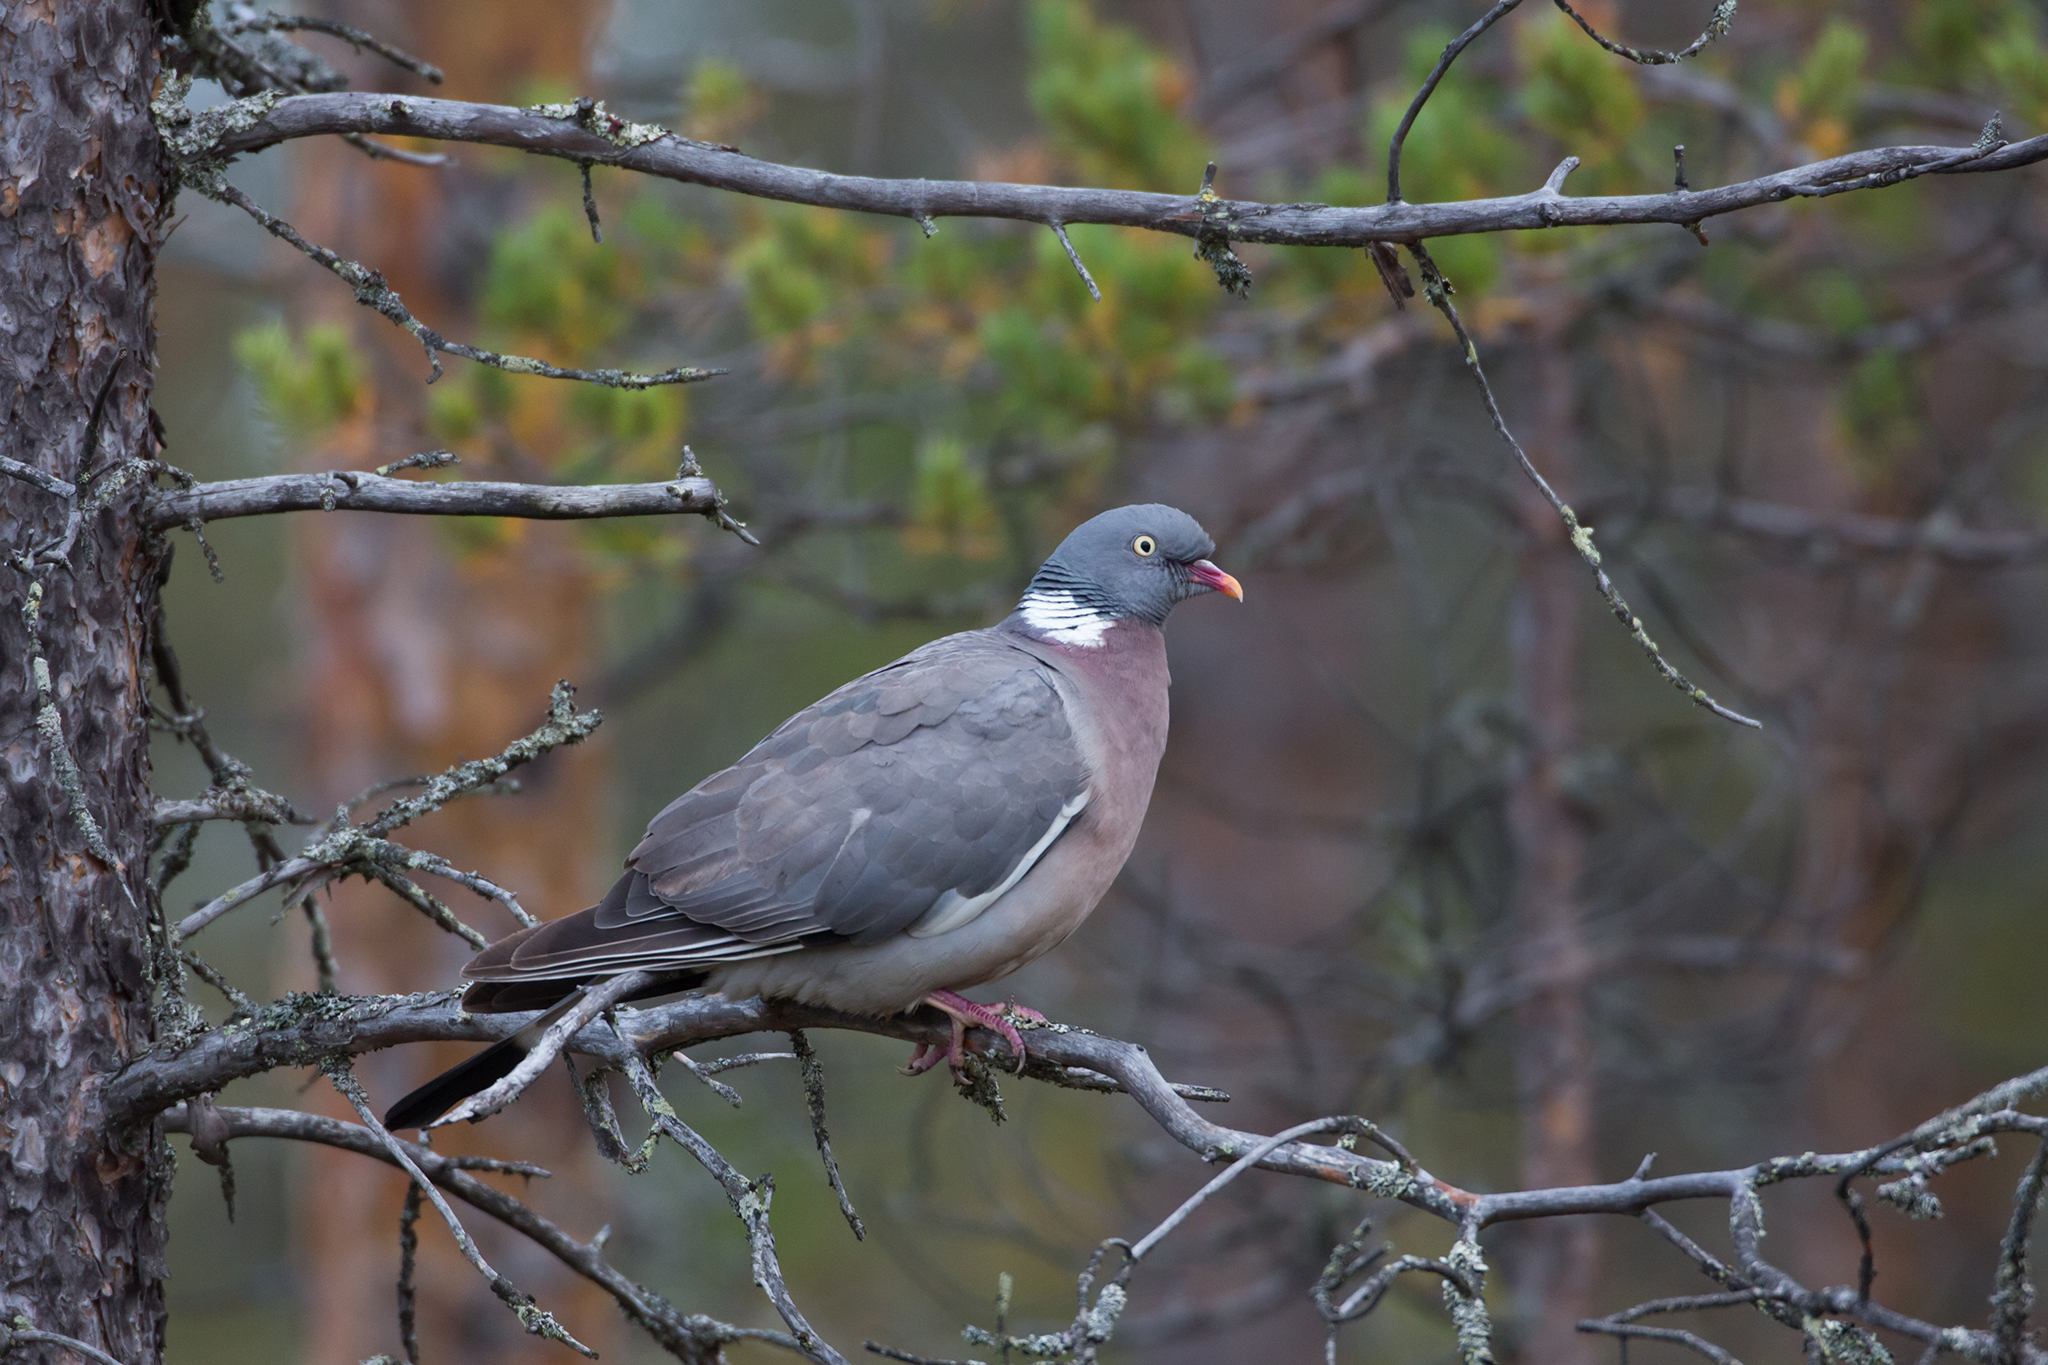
[
  {"left": 1551, "top": 0, "right": 1735, "bottom": 66},
  {"left": 325, "top": 1064, "right": 598, "bottom": 1357},
  {"left": 1386, "top": 0, "right": 1524, "bottom": 204},
  {"left": 221, "top": 12, "right": 446, "bottom": 84},
  {"left": 1406, "top": 243, "right": 1761, "bottom": 729},
  {"left": 1049, "top": 223, "right": 1100, "bottom": 301},
  {"left": 194, "top": 176, "right": 718, "bottom": 390},
  {"left": 670, "top": 1048, "right": 746, "bottom": 1106},
  {"left": 580, "top": 161, "right": 603, "bottom": 243},
  {"left": 790, "top": 1030, "right": 865, "bottom": 1240},
  {"left": 397, "top": 1179, "right": 423, "bottom": 1365}
]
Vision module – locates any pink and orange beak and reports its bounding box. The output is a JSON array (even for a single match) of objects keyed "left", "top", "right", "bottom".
[{"left": 1187, "top": 559, "right": 1244, "bottom": 602}]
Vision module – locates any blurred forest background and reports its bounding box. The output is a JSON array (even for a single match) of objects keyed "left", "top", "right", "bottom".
[{"left": 151, "top": 1, "right": 2048, "bottom": 1362}]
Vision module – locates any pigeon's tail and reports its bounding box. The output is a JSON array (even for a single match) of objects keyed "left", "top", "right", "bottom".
[{"left": 382, "top": 989, "right": 585, "bottom": 1131}]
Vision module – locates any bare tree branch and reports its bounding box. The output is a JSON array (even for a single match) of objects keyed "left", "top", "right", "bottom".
[
  {"left": 433, "top": 971, "right": 659, "bottom": 1128},
  {"left": 611, "top": 1041, "right": 847, "bottom": 1365},
  {"left": 160, "top": 1102, "right": 791, "bottom": 1364},
  {"left": 325, "top": 1066, "right": 599, "bottom": 1357},
  {"left": 217, "top": 13, "right": 445, "bottom": 85},
  {"left": 141, "top": 468, "right": 744, "bottom": 533},
  {"left": 1405, "top": 244, "right": 1762, "bottom": 728},
  {"left": 185, "top": 92, "right": 2048, "bottom": 249}
]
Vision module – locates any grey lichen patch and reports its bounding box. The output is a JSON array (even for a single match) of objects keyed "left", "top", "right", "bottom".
[
  {"left": 1804, "top": 1317, "right": 1894, "bottom": 1365},
  {"left": 1565, "top": 511, "right": 1602, "bottom": 566},
  {"left": 1083, "top": 1283, "right": 1127, "bottom": 1343},
  {"left": 965, "top": 1325, "right": 1066, "bottom": 1358},
  {"left": 1352, "top": 1160, "right": 1420, "bottom": 1200},
  {"left": 1196, "top": 232, "right": 1252, "bottom": 297},
  {"left": 953, "top": 1054, "right": 1009, "bottom": 1124},
  {"left": 736, "top": 1174, "right": 774, "bottom": 1221},
  {"left": 153, "top": 78, "right": 281, "bottom": 163},
  {"left": 1876, "top": 1175, "right": 1944, "bottom": 1220},
  {"left": 1440, "top": 1239, "right": 1495, "bottom": 1365},
  {"left": 529, "top": 100, "right": 673, "bottom": 151}
]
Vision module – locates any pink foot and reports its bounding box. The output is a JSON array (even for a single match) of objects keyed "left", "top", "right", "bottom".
[
  {"left": 899, "top": 1040, "right": 947, "bottom": 1076},
  {"left": 923, "top": 989, "right": 1032, "bottom": 1074}
]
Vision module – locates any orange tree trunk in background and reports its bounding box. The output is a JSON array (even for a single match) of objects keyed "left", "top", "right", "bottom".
[
  {"left": 1505, "top": 336, "right": 1600, "bottom": 1365},
  {"left": 284, "top": 7, "right": 621, "bottom": 1364}
]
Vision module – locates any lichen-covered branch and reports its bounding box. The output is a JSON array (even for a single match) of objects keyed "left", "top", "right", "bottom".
[
  {"left": 173, "top": 683, "right": 599, "bottom": 943},
  {"left": 611, "top": 1043, "right": 847, "bottom": 1365},
  {"left": 112, "top": 974, "right": 2048, "bottom": 1365},
  {"left": 325, "top": 1066, "right": 599, "bottom": 1358},
  {"left": 172, "top": 160, "right": 718, "bottom": 391}
]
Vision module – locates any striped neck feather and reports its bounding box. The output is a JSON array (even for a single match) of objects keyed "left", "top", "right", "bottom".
[{"left": 1016, "top": 588, "right": 1116, "bottom": 647}]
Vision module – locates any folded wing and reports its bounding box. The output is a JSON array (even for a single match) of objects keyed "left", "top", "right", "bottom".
[{"left": 461, "top": 633, "right": 1090, "bottom": 1006}]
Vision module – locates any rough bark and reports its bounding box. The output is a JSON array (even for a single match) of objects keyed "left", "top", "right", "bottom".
[
  {"left": 0, "top": 3, "right": 168, "bottom": 1363},
  {"left": 1506, "top": 339, "right": 1600, "bottom": 1365}
]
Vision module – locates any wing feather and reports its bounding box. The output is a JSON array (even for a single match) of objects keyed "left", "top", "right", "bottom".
[{"left": 461, "top": 631, "right": 1090, "bottom": 994}]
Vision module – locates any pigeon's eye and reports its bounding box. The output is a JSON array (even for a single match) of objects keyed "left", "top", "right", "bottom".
[{"left": 1132, "top": 535, "right": 1157, "bottom": 557}]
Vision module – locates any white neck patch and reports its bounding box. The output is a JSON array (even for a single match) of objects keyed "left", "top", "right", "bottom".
[{"left": 1017, "top": 589, "right": 1115, "bottom": 647}]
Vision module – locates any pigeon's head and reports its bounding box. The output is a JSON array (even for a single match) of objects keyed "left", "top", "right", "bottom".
[{"left": 1014, "top": 504, "right": 1242, "bottom": 641}]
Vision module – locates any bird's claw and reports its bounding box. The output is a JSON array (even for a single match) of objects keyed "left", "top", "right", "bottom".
[{"left": 908, "top": 989, "right": 1037, "bottom": 1075}]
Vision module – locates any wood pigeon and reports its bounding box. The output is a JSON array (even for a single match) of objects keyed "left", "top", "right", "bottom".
[{"left": 384, "top": 504, "right": 1241, "bottom": 1128}]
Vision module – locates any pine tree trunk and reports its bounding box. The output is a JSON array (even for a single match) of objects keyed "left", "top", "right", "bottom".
[
  {"left": 1, "top": 3, "right": 169, "bottom": 1362},
  {"left": 1507, "top": 340, "right": 1600, "bottom": 1365}
]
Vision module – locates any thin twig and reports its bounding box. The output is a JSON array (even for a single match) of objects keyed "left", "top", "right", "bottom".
[
  {"left": 1578, "top": 1320, "right": 1745, "bottom": 1365},
  {"left": 1386, "top": 0, "right": 1523, "bottom": 204},
  {"left": 0, "top": 455, "right": 78, "bottom": 498},
  {"left": 1049, "top": 223, "right": 1100, "bottom": 301},
  {"left": 397, "top": 1180, "right": 422, "bottom": 1365},
  {"left": 1550, "top": 0, "right": 1735, "bottom": 66},
  {"left": 1131, "top": 1116, "right": 1366, "bottom": 1260},
  {"left": 193, "top": 176, "right": 718, "bottom": 390},
  {"left": 1406, "top": 243, "right": 1762, "bottom": 728},
  {"left": 221, "top": 13, "right": 445, "bottom": 83},
  {"left": 193, "top": 92, "right": 2048, "bottom": 246},
  {"left": 611, "top": 1039, "right": 848, "bottom": 1365},
  {"left": 325, "top": 1065, "right": 598, "bottom": 1357},
  {"left": 790, "top": 1030, "right": 865, "bottom": 1240},
  {"left": 433, "top": 971, "right": 658, "bottom": 1128},
  {"left": 2, "top": 1328, "right": 131, "bottom": 1365},
  {"left": 1992, "top": 1137, "right": 2048, "bottom": 1363}
]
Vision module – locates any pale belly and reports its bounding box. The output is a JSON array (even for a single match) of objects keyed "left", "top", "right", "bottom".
[{"left": 704, "top": 814, "right": 1127, "bottom": 1016}]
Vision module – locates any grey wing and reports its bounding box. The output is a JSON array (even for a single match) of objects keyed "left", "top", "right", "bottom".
[{"left": 466, "top": 633, "right": 1090, "bottom": 985}]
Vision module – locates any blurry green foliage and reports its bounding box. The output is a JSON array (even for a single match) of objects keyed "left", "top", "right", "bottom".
[
  {"left": 683, "top": 57, "right": 763, "bottom": 144},
  {"left": 1841, "top": 349, "right": 1923, "bottom": 482},
  {"left": 1982, "top": 8, "right": 2048, "bottom": 128},
  {"left": 233, "top": 320, "right": 363, "bottom": 438},
  {"left": 1025, "top": 0, "right": 1203, "bottom": 190},
  {"left": 238, "top": 0, "right": 1995, "bottom": 599},
  {"left": 481, "top": 204, "right": 632, "bottom": 353},
  {"left": 1366, "top": 27, "right": 1519, "bottom": 291},
  {"left": 1907, "top": 0, "right": 2011, "bottom": 85},
  {"left": 906, "top": 434, "right": 1000, "bottom": 559},
  {"left": 1779, "top": 18, "right": 1868, "bottom": 154},
  {"left": 1518, "top": 9, "right": 1643, "bottom": 165}
]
